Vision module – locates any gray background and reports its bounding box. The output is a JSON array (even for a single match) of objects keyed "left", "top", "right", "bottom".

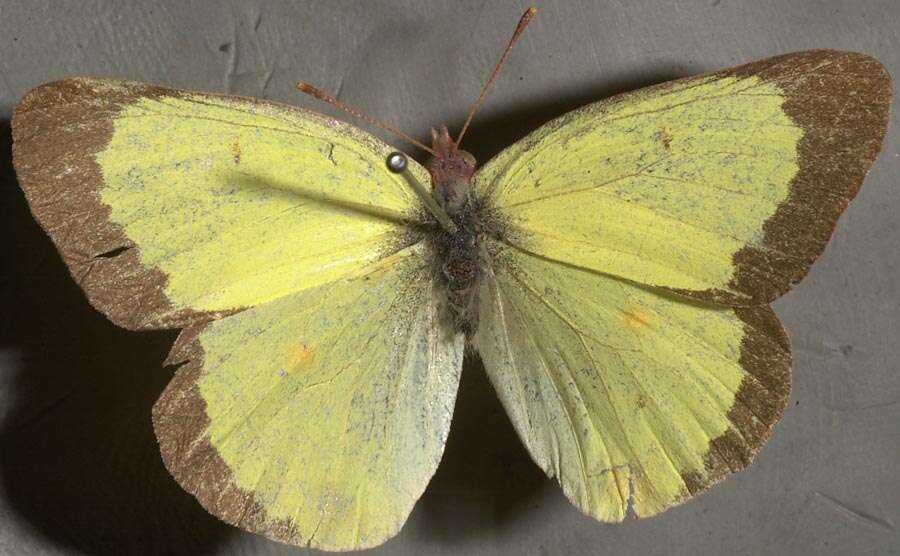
[{"left": 1, "top": 1, "right": 898, "bottom": 554}]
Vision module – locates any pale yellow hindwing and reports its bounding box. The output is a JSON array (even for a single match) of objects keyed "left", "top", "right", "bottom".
[
  {"left": 153, "top": 244, "right": 464, "bottom": 550},
  {"left": 474, "top": 241, "right": 790, "bottom": 521},
  {"left": 12, "top": 78, "right": 428, "bottom": 329},
  {"left": 474, "top": 51, "right": 890, "bottom": 305}
]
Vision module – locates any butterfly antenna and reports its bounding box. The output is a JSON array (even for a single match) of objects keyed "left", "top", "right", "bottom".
[
  {"left": 455, "top": 7, "right": 537, "bottom": 148},
  {"left": 297, "top": 82, "right": 437, "bottom": 156}
]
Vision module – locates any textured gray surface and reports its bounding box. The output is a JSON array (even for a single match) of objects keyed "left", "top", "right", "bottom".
[{"left": 1, "top": 1, "right": 898, "bottom": 554}]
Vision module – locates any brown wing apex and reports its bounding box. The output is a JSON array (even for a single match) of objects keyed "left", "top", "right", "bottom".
[
  {"left": 12, "top": 78, "right": 228, "bottom": 330},
  {"left": 703, "top": 50, "right": 891, "bottom": 305}
]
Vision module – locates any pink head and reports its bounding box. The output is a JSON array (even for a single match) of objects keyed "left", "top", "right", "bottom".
[{"left": 426, "top": 125, "right": 477, "bottom": 210}]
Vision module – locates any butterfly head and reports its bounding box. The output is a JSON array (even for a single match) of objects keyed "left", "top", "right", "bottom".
[
  {"left": 425, "top": 125, "right": 476, "bottom": 212},
  {"left": 427, "top": 125, "right": 476, "bottom": 174}
]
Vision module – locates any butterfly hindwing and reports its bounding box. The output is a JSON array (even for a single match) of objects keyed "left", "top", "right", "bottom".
[
  {"left": 474, "top": 240, "right": 791, "bottom": 521},
  {"left": 475, "top": 50, "right": 891, "bottom": 305},
  {"left": 12, "top": 78, "right": 429, "bottom": 329},
  {"left": 153, "top": 244, "right": 464, "bottom": 550}
]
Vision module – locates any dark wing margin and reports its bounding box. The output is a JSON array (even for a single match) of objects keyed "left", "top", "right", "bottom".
[
  {"left": 153, "top": 327, "right": 296, "bottom": 541},
  {"left": 680, "top": 305, "right": 792, "bottom": 497},
  {"left": 703, "top": 50, "right": 891, "bottom": 305},
  {"left": 12, "top": 79, "right": 230, "bottom": 330}
]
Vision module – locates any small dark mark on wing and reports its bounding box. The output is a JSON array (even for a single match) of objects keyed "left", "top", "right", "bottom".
[
  {"left": 324, "top": 143, "right": 337, "bottom": 166},
  {"left": 95, "top": 245, "right": 131, "bottom": 259},
  {"left": 231, "top": 136, "right": 241, "bottom": 164},
  {"left": 654, "top": 128, "right": 673, "bottom": 150}
]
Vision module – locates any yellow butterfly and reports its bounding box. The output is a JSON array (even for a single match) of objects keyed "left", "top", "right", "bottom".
[{"left": 11, "top": 7, "right": 891, "bottom": 551}]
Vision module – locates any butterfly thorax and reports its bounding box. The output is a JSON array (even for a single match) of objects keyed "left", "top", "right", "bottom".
[{"left": 426, "top": 126, "right": 481, "bottom": 335}]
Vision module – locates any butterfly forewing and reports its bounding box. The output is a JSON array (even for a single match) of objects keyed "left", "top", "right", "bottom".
[
  {"left": 12, "top": 78, "right": 429, "bottom": 330},
  {"left": 474, "top": 50, "right": 891, "bottom": 305}
]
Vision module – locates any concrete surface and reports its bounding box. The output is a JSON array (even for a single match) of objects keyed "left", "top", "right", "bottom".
[{"left": 1, "top": 1, "right": 898, "bottom": 554}]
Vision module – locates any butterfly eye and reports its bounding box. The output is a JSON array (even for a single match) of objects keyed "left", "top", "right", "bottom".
[
  {"left": 459, "top": 150, "right": 477, "bottom": 167},
  {"left": 386, "top": 152, "right": 408, "bottom": 173}
]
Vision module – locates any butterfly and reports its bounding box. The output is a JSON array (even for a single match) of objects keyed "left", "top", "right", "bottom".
[{"left": 11, "top": 6, "right": 891, "bottom": 551}]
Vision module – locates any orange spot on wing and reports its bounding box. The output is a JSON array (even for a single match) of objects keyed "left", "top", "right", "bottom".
[
  {"left": 289, "top": 343, "right": 315, "bottom": 370},
  {"left": 621, "top": 307, "right": 653, "bottom": 332}
]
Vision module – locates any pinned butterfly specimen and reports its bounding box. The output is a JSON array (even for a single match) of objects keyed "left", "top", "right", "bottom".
[{"left": 11, "top": 6, "right": 891, "bottom": 551}]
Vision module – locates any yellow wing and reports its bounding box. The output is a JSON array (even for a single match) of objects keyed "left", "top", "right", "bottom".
[
  {"left": 12, "top": 78, "right": 429, "bottom": 329},
  {"left": 475, "top": 50, "right": 890, "bottom": 305},
  {"left": 474, "top": 240, "right": 790, "bottom": 521},
  {"left": 153, "top": 244, "right": 464, "bottom": 550}
]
